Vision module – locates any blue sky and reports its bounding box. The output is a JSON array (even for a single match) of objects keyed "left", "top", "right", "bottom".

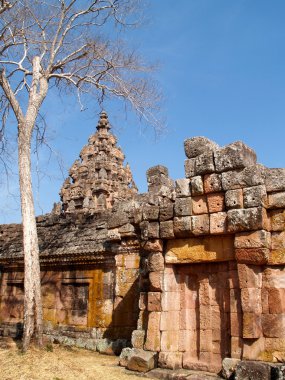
[{"left": 1, "top": 0, "right": 285, "bottom": 223}]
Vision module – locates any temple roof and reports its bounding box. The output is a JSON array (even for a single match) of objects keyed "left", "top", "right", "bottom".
[{"left": 60, "top": 111, "right": 137, "bottom": 214}]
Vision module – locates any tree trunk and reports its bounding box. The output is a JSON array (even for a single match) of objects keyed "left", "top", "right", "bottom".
[{"left": 18, "top": 128, "right": 43, "bottom": 351}]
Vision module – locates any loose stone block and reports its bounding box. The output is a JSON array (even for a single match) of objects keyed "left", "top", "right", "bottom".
[
  {"left": 160, "top": 221, "right": 175, "bottom": 239},
  {"left": 184, "top": 136, "right": 219, "bottom": 158},
  {"left": 265, "top": 168, "right": 285, "bottom": 192},
  {"left": 235, "top": 361, "right": 271, "bottom": 380},
  {"left": 204, "top": 173, "right": 222, "bottom": 193},
  {"left": 147, "top": 292, "right": 162, "bottom": 312},
  {"left": 227, "top": 207, "right": 269, "bottom": 233},
  {"left": 158, "top": 352, "right": 182, "bottom": 370},
  {"left": 174, "top": 197, "right": 192, "bottom": 217},
  {"left": 243, "top": 312, "right": 262, "bottom": 338},
  {"left": 184, "top": 158, "right": 196, "bottom": 178},
  {"left": 225, "top": 189, "right": 243, "bottom": 209},
  {"left": 235, "top": 248, "right": 269, "bottom": 265},
  {"left": 210, "top": 212, "right": 227, "bottom": 234},
  {"left": 191, "top": 215, "right": 210, "bottom": 235},
  {"left": 214, "top": 141, "right": 257, "bottom": 173},
  {"left": 235, "top": 230, "right": 271, "bottom": 249},
  {"left": 222, "top": 358, "right": 240, "bottom": 379},
  {"left": 195, "top": 151, "right": 215, "bottom": 175},
  {"left": 207, "top": 193, "right": 225, "bottom": 213},
  {"left": 243, "top": 185, "right": 267, "bottom": 208},
  {"left": 190, "top": 176, "right": 204, "bottom": 196},
  {"left": 221, "top": 164, "right": 265, "bottom": 190},
  {"left": 127, "top": 348, "right": 158, "bottom": 373},
  {"left": 175, "top": 178, "right": 190, "bottom": 197},
  {"left": 192, "top": 196, "right": 208, "bottom": 215},
  {"left": 268, "top": 191, "right": 285, "bottom": 209},
  {"left": 173, "top": 216, "right": 192, "bottom": 238}
]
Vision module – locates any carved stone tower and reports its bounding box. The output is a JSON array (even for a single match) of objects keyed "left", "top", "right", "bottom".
[{"left": 60, "top": 111, "right": 137, "bottom": 213}]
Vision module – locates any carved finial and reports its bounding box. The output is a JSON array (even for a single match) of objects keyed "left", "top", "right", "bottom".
[{"left": 96, "top": 110, "right": 110, "bottom": 132}]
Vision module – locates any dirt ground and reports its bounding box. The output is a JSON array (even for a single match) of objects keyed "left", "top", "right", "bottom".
[{"left": 0, "top": 341, "right": 151, "bottom": 380}]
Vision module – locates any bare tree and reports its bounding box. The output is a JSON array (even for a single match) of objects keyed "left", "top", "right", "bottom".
[{"left": 0, "top": 0, "right": 161, "bottom": 351}]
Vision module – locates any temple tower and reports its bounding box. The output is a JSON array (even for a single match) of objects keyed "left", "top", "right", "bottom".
[{"left": 60, "top": 111, "right": 137, "bottom": 213}]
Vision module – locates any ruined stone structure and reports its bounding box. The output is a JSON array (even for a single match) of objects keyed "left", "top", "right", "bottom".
[{"left": 0, "top": 112, "right": 284, "bottom": 379}]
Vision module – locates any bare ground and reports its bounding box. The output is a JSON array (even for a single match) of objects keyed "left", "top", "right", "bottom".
[{"left": 0, "top": 341, "right": 150, "bottom": 380}]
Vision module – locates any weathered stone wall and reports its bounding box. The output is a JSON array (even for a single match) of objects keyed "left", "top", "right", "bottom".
[{"left": 0, "top": 131, "right": 285, "bottom": 377}]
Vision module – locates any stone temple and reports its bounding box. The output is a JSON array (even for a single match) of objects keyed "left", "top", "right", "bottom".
[{"left": 0, "top": 112, "right": 284, "bottom": 379}]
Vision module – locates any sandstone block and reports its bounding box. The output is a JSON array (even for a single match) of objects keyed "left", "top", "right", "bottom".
[
  {"left": 127, "top": 348, "right": 158, "bottom": 373},
  {"left": 195, "top": 151, "right": 215, "bottom": 175},
  {"left": 184, "top": 158, "right": 196, "bottom": 178},
  {"left": 148, "top": 292, "right": 162, "bottom": 312},
  {"left": 192, "top": 195, "right": 208, "bottom": 215},
  {"left": 221, "top": 164, "right": 265, "bottom": 191},
  {"left": 147, "top": 165, "right": 169, "bottom": 178},
  {"left": 207, "top": 193, "right": 225, "bottom": 213},
  {"left": 269, "top": 210, "right": 285, "bottom": 231},
  {"left": 160, "top": 221, "right": 175, "bottom": 239},
  {"left": 263, "top": 267, "right": 285, "bottom": 288},
  {"left": 143, "top": 204, "right": 160, "bottom": 221},
  {"left": 271, "top": 231, "right": 285, "bottom": 249},
  {"left": 190, "top": 176, "right": 204, "bottom": 196},
  {"left": 143, "top": 239, "right": 163, "bottom": 252},
  {"left": 243, "top": 185, "right": 267, "bottom": 208},
  {"left": 160, "top": 310, "right": 180, "bottom": 331},
  {"left": 159, "top": 198, "right": 174, "bottom": 221},
  {"left": 179, "top": 308, "right": 197, "bottom": 330},
  {"left": 227, "top": 207, "right": 269, "bottom": 233},
  {"left": 131, "top": 330, "right": 145, "bottom": 349},
  {"left": 162, "top": 270, "right": 180, "bottom": 292},
  {"left": 149, "top": 271, "right": 163, "bottom": 292},
  {"left": 230, "top": 288, "right": 241, "bottom": 313},
  {"left": 243, "top": 312, "right": 262, "bottom": 338},
  {"left": 161, "top": 291, "right": 180, "bottom": 311},
  {"left": 235, "top": 248, "right": 269, "bottom": 265},
  {"left": 230, "top": 312, "right": 242, "bottom": 337},
  {"left": 184, "top": 136, "right": 219, "bottom": 158},
  {"left": 178, "top": 329, "right": 196, "bottom": 352},
  {"left": 225, "top": 189, "right": 243, "bottom": 209},
  {"left": 241, "top": 288, "right": 262, "bottom": 313},
  {"left": 191, "top": 215, "right": 210, "bottom": 235},
  {"left": 161, "top": 330, "right": 179, "bottom": 352},
  {"left": 139, "top": 293, "right": 147, "bottom": 311},
  {"left": 231, "top": 337, "right": 243, "bottom": 359},
  {"left": 210, "top": 212, "right": 227, "bottom": 234},
  {"left": 262, "top": 314, "right": 285, "bottom": 338},
  {"left": 175, "top": 178, "right": 190, "bottom": 197},
  {"left": 214, "top": 141, "right": 257, "bottom": 173},
  {"left": 235, "top": 230, "right": 271, "bottom": 249},
  {"left": 237, "top": 264, "right": 262, "bottom": 288},
  {"left": 235, "top": 361, "right": 271, "bottom": 380},
  {"left": 243, "top": 337, "right": 265, "bottom": 361},
  {"left": 204, "top": 173, "right": 222, "bottom": 193},
  {"left": 268, "top": 288, "right": 285, "bottom": 314},
  {"left": 144, "top": 312, "right": 161, "bottom": 351},
  {"left": 148, "top": 252, "right": 164, "bottom": 272},
  {"left": 158, "top": 352, "right": 182, "bottom": 370},
  {"left": 268, "top": 191, "right": 285, "bottom": 209},
  {"left": 265, "top": 168, "right": 285, "bottom": 192},
  {"left": 173, "top": 216, "right": 192, "bottom": 238},
  {"left": 174, "top": 197, "right": 192, "bottom": 217}
]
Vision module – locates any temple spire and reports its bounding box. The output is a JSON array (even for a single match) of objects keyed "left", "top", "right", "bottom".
[{"left": 96, "top": 110, "right": 111, "bottom": 133}]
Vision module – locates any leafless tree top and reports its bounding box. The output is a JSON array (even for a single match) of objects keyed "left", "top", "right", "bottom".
[{"left": 0, "top": 0, "right": 162, "bottom": 132}]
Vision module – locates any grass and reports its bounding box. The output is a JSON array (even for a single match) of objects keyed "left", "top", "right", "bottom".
[{"left": 0, "top": 340, "right": 149, "bottom": 380}]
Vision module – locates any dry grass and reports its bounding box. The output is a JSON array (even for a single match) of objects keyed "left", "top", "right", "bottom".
[{"left": 0, "top": 341, "right": 149, "bottom": 380}]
